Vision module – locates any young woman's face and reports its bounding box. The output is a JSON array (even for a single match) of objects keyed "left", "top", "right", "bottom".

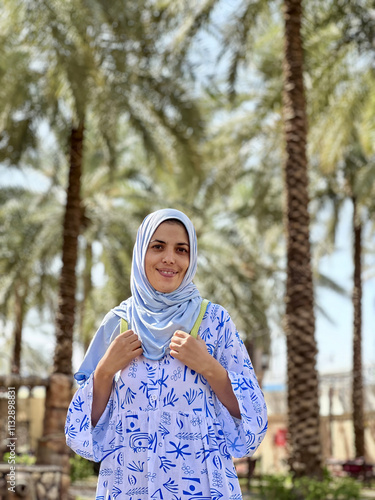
[{"left": 145, "top": 221, "right": 190, "bottom": 293}]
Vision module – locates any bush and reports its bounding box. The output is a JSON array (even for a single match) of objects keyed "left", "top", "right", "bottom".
[
  {"left": 331, "top": 477, "right": 361, "bottom": 500},
  {"left": 69, "top": 454, "right": 95, "bottom": 482},
  {"left": 293, "top": 476, "right": 332, "bottom": 500},
  {"left": 2, "top": 452, "right": 36, "bottom": 465},
  {"left": 259, "top": 474, "right": 294, "bottom": 500},
  {"left": 259, "top": 473, "right": 361, "bottom": 500}
]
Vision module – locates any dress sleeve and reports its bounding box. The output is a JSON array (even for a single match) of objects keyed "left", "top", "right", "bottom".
[
  {"left": 65, "top": 372, "right": 115, "bottom": 462},
  {"left": 74, "top": 312, "right": 120, "bottom": 386},
  {"left": 210, "top": 306, "right": 268, "bottom": 458}
]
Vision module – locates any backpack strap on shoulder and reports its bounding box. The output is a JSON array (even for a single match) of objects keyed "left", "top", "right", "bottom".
[
  {"left": 120, "top": 317, "right": 129, "bottom": 333},
  {"left": 190, "top": 299, "right": 210, "bottom": 339}
]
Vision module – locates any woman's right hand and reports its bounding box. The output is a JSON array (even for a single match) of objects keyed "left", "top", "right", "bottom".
[
  {"left": 92, "top": 330, "right": 142, "bottom": 426},
  {"left": 96, "top": 329, "right": 143, "bottom": 378}
]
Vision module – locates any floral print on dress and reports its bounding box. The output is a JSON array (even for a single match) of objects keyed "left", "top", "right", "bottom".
[{"left": 66, "top": 303, "right": 267, "bottom": 499}]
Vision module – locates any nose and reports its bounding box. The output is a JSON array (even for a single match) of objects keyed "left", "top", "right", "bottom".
[{"left": 162, "top": 249, "right": 175, "bottom": 264}]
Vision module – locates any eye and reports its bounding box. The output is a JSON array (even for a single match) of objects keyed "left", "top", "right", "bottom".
[
  {"left": 177, "top": 247, "right": 188, "bottom": 253},
  {"left": 151, "top": 244, "right": 163, "bottom": 250}
]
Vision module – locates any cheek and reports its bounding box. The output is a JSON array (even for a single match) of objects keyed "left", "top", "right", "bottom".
[
  {"left": 144, "top": 253, "right": 153, "bottom": 277},
  {"left": 144, "top": 262, "right": 150, "bottom": 278},
  {"left": 182, "top": 257, "right": 190, "bottom": 275}
]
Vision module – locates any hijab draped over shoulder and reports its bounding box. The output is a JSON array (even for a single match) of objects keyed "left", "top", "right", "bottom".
[
  {"left": 112, "top": 208, "right": 202, "bottom": 359},
  {"left": 74, "top": 209, "right": 202, "bottom": 383}
]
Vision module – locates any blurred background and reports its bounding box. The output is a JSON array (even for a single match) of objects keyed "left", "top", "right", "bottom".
[{"left": 0, "top": 0, "right": 374, "bottom": 498}]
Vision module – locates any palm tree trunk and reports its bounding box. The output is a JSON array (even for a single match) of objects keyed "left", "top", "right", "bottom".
[
  {"left": 11, "top": 285, "right": 25, "bottom": 375},
  {"left": 10, "top": 285, "right": 26, "bottom": 453},
  {"left": 352, "top": 196, "right": 365, "bottom": 458},
  {"left": 37, "top": 121, "right": 84, "bottom": 499},
  {"left": 53, "top": 122, "right": 85, "bottom": 375},
  {"left": 282, "top": 0, "right": 322, "bottom": 478},
  {"left": 80, "top": 241, "right": 94, "bottom": 352}
]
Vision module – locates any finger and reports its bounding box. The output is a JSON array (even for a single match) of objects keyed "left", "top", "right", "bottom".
[
  {"left": 126, "top": 334, "right": 141, "bottom": 346},
  {"left": 130, "top": 339, "right": 142, "bottom": 350},
  {"left": 122, "top": 347, "right": 143, "bottom": 368},
  {"left": 169, "top": 336, "right": 182, "bottom": 347},
  {"left": 170, "top": 336, "right": 187, "bottom": 348},
  {"left": 169, "top": 348, "right": 180, "bottom": 359},
  {"left": 115, "top": 334, "right": 141, "bottom": 352},
  {"left": 169, "top": 341, "right": 177, "bottom": 352},
  {"left": 119, "top": 332, "right": 141, "bottom": 347},
  {"left": 131, "top": 347, "right": 143, "bottom": 357},
  {"left": 173, "top": 330, "right": 189, "bottom": 338},
  {"left": 119, "top": 329, "right": 135, "bottom": 337}
]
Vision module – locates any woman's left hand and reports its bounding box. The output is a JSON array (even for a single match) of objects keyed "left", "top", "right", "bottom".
[
  {"left": 169, "top": 330, "right": 213, "bottom": 375},
  {"left": 170, "top": 330, "right": 241, "bottom": 418}
]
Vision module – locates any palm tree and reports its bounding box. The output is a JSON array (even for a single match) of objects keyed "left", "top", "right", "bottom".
[
  {"left": 0, "top": 184, "right": 62, "bottom": 442},
  {"left": 0, "top": 186, "right": 62, "bottom": 376},
  {"left": 281, "top": 0, "right": 322, "bottom": 478},
  {"left": 305, "top": 2, "right": 375, "bottom": 453},
  {"left": 310, "top": 132, "right": 375, "bottom": 461},
  {"left": 310, "top": 0, "right": 375, "bottom": 56},
  {"left": 351, "top": 189, "right": 364, "bottom": 458}
]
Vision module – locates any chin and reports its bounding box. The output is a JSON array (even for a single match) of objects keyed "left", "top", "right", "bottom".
[
  {"left": 159, "top": 286, "right": 178, "bottom": 294},
  {"left": 155, "top": 281, "right": 181, "bottom": 294}
]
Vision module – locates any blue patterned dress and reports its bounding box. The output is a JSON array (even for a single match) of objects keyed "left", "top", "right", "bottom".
[{"left": 65, "top": 303, "right": 267, "bottom": 500}]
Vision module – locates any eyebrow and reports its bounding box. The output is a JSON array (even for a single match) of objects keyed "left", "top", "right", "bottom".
[{"left": 150, "top": 239, "right": 190, "bottom": 247}]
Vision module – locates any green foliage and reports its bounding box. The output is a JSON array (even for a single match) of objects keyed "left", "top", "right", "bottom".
[
  {"left": 258, "top": 474, "right": 361, "bottom": 500},
  {"left": 293, "top": 476, "right": 332, "bottom": 500},
  {"left": 331, "top": 477, "right": 362, "bottom": 500},
  {"left": 2, "top": 452, "right": 36, "bottom": 465},
  {"left": 259, "top": 474, "right": 293, "bottom": 500},
  {"left": 69, "top": 454, "right": 95, "bottom": 483}
]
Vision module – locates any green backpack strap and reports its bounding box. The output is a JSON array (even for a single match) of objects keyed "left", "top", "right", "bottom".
[
  {"left": 190, "top": 299, "right": 210, "bottom": 339},
  {"left": 120, "top": 317, "right": 129, "bottom": 333}
]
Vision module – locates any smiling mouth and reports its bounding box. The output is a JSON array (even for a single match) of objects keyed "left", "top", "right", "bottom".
[{"left": 157, "top": 269, "right": 178, "bottom": 277}]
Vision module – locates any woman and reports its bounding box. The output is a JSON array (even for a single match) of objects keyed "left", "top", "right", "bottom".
[{"left": 66, "top": 208, "right": 267, "bottom": 500}]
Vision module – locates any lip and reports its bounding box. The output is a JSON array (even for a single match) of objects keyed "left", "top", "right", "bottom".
[{"left": 157, "top": 268, "right": 178, "bottom": 277}]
